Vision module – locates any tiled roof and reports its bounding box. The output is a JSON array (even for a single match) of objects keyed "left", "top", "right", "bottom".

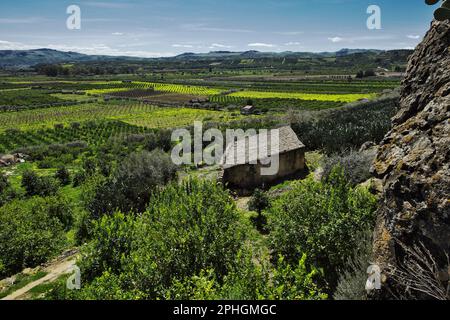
[{"left": 221, "top": 126, "right": 304, "bottom": 168}]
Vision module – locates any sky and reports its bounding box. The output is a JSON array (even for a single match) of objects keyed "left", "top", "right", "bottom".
[{"left": 0, "top": 0, "right": 437, "bottom": 58}]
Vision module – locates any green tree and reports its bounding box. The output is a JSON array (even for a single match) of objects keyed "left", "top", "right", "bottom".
[
  {"left": 55, "top": 166, "right": 71, "bottom": 186},
  {"left": 248, "top": 189, "right": 270, "bottom": 233},
  {"left": 87, "top": 150, "right": 177, "bottom": 217},
  {"left": 0, "top": 197, "right": 66, "bottom": 277},
  {"left": 21, "top": 170, "right": 59, "bottom": 197},
  {"left": 268, "top": 167, "right": 376, "bottom": 290}
]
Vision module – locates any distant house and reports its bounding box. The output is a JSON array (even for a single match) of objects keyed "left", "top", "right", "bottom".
[
  {"left": 0, "top": 153, "right": 27, "bottom": 168},
  {"left": 220, "top": 126, "right": 306, "bottom": 193},
  {"left": 241, "top": 105, "right": 256, "bottom": 115}
]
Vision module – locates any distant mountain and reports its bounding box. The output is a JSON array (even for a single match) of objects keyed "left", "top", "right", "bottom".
[
  {"left": 0, "top": 49, "right": 90, "bottom": 68},
  {"left": 0, "top": 48, "right": 148, "bottom": 68},
  {"left": 0, "top": 48, "right": 412, "bottom": 69}
]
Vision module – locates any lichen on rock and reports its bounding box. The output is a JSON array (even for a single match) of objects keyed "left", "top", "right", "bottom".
[{"left": 371, "top": 19, "right": 450, "bottom": 299}]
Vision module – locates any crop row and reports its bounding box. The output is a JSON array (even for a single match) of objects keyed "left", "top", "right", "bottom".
[
  {"left": 0, "top": 101, "right": 243, "bottom": 132},
  {"left": 209, "top": 95, "right": 345, "bottom": 109},
  {"left": 0, "top": 120, "right": 151, "bottom": 153}
]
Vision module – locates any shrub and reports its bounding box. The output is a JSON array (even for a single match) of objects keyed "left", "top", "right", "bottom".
[
  {"left": 129, "top": 180, "right": 244, "bottom": 295},
  {"left": 0, "top": 172, "right": 10, "bottom": 195},
  {"left": 322, "top": 150, "right": 376, "bottom": 186},
  {"left": 291, "top": 97, "right": 398, "bottom": 154},
  {"left": 55, "top": 166, "right": 71, "bottom": 186},
  {"left": 248, "top": 189, "right": 270, "bottom": 233},
  {"left": 0, "top": 197, "right": 66, "bottom": 277},
  {"left": 72, "top": 170, "right": 87, "bottom": 187},
  {"left": 165, "top": 253, "right": 327, "bottom": 301},
  {"left": 79, "top": 179, "right": 244, "bottom": 298},
  {"left": 82, "top": 158, "right": 97, "bottom": 176},
  {"left": 268, "top": 167, "right": 377, "bottom": 291},
  {"left": 334, "top": 231, "right": 373, "bottom": 300},
  {"left": 21, "top": 170, "right": 59, "bottom": 197},
  {"left": 0, "top": 172, "right": 14, "bottom": 206},
  {"left": 87, "top": 149, "right": 177, "bottom": 217}
]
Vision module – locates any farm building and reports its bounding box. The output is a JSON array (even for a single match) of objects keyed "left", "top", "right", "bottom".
[
  {"left": 241, "top": 105, "right": 256, "bottom": 115},
  {"left": 220, "top": 126, "right": 306, "bottom": 193}
]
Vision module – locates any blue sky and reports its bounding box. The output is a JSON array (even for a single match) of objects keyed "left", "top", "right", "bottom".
[{"left": 0, "top": 0, "right": 437, "bottom": 57}]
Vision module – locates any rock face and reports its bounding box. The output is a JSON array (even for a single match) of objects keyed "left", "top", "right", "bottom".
[{"left": 371, "top": 20, "right": 450, "bottom": 298}]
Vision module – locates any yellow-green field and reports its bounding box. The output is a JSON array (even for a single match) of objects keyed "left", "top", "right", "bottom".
[
  {"left": 228, "top": 91, "right": 377, "bottom": 102},
  {"left": 0, "top": 103, "right": 244, "bottom": 131}
]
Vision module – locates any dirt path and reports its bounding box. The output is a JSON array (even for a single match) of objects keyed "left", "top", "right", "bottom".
[{"left": 1, "top": 251, "right": 78, "bottom": 300}]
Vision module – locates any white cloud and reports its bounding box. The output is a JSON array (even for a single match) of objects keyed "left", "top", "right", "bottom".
[
  {"left": 328, "top": 37, "right": 343, "bottom": 43},
  {"left": 407, "top": 35, "right": 421, "bottom": 39},
  {"left": 0, "top": 40, "right": 174, "bottom": 58},
  {"left": 328, "top": 35, "right": 395, "bottom": 43},
  {"left": 0, "top": 17, "right": 47, "bottom": 24},
  {"left": 181, "top": 23, "right": 253, "bottom": 33},
  {"left": 82, "top": 1, "right": 131, "bottom": 9},
  {"left": 248, "top": 43, "right": 275, "bottom": 48},
  {"left": 172, "top": 44, "right": 194, "bottom": 48},
  {"left": 0, "top": 40, "right": 35, "bottom": 50},
  {"left": 112, "top": 32, "right": 124, "bottom": 36},
  {"left": 274, "top": 31, "right": 304, "bottom": 36},
  {"left": 209, "top": 43, "right": 232, "bottom": 49},
  {"left": 284, "top": 42, "right": 301, "bottom": 46}
]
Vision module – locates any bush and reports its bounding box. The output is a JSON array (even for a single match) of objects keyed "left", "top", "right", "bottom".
[
  {"left": 55, "top": 166, "right": 71, "bottom": 186},
  {"left": 0, "top": 197, "right": 66, "bottom": 277},
  {"left": 322, "top": 150, "right": 376, "bottom": 186},
  {"left": 0, "top": 172, "right": 10, "bottom": 195},
  {"left": 72, "top": 170, "right": 87, "bottom": 187},
  {"left": 21, "top": 170, "right": 59, "bottom": 197},
  {"left": 79, "top": 179, "right": 245, "bottom": 298},
  {"left": 267, "top": 167, "right": 377, "bottom": 291},
  {"left": 165, "top": 253, "right": 327, "bottom": 300},
  {"left": 87, "top": 149, "right": 177, "bottom": 217},
  {"left": 0, "top": 172, "right": 13, "bottom": 206},
  {"left": 291, "top": 97, "right": 398, "bottom": 154},
  {"left": 248, "top": 189, "right": 270, "bottom": 233},
  {"left": 334, "top": 231, "right": 373, "bottom": 300},
  {"left": 144, "top": 130, "right": 172, "bottom": 152}
]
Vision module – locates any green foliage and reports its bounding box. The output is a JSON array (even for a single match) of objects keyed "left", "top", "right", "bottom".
[
  {"left": 87, "top": 149, "right": 177, "bottom": 217},
  {"left": 291, "top": 97, "right": 398, "bottom": 154},
  {"left": 79, "top": 212, "right": 136, "bottom": 281},
  {"left": 55, "top": 166, "right": 71, "bottom": 186},
  {"left": 130, "top": 179, "right": 244, "bottom": 296},
  {"left": 0, "top": 172, "right": 10, "bottom": 194},
  {"left": 0, "top": 89, "right": 64, "bottom": 107},
  {"left": 267, "top": 167, "right": 377, "bottom": 290},
  {"left": 248, "top": 189, "right": 270, "bottom": 214},
  {"left": 0, "top": 172, "right": 14, "bottom": 206},
  {"left": 0, "top": 196, "right": 67, "bottom": 277},
  {"left": 334, "top": 231, "right": 373, "bottom": 300},
  {"left": 165, "top": 253, "right": 327, "bottom": 300},
  {"left": 21, "top": 170, "right": 59, "bottom": 197},
  {"left": 248, "top": 189, "right": 270, "bottom": 233},
  {"left": 77, "top": 179, "right": 246, "bottom": 299},
  {"left": 322, "top": 150, "right": 375, "bottom": 186}
]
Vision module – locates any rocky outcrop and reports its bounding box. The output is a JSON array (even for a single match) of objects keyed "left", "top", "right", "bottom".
[{"left": 371, "top": 20, "right": 450, "bottom": 299}]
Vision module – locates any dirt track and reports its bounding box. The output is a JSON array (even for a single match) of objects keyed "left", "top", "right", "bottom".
[{"left": 1, "top": 252, "right": 78, "bottom": 300}]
